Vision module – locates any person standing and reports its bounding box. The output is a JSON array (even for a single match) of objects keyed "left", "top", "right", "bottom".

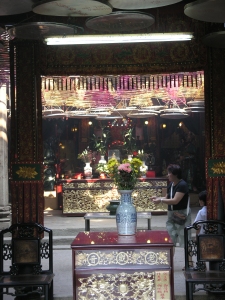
[
  {"left": 194, "top": 190, "right": 207, "bottom": 236},
  {"left": 151, "top": 164, "right": 191, "bottom": 248}
]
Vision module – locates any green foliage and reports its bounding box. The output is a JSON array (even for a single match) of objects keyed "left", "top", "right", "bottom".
[
  {"left": 122, "top": 157, "right": 142, "bottom": 177},
  {"left": 122, "top": 128, "right": 136, "bottom": 154},
  {"left": 113, "top": 162, "right": 138, "bottom": 190},
  {"left": 137, "top": 150, "right": 149, "bottom": 161},
  {"left": 107, "top": 158, "right": 120, "bottom": 178},
  {"left": 96, "top": 163, "right": 109, "bottom": 174},
  {"left": 92, "top": 127, "right": 110, "bottom": 155},
  {"left": 107, "top": 158, "right": 140, "bottom": 190},
  {"left": 77, "top": 147, "right": 94, "bottom": 163}
]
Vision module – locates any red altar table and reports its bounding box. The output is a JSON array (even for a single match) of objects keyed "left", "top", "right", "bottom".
[{"left": 71, "top": 230, "right": 174, "bottom": 300}]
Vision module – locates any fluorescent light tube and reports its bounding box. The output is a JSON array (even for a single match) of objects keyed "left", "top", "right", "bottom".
[{"left": 45, "top": 33, "right": 194, "bottom": 45}]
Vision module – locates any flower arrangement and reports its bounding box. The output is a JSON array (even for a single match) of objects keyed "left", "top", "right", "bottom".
[
  {"left": 113, "top": 162, "right": 138, "bottom": 190},
  {"left": 96, "top": 163, "right": 109, "bottom": 174},
  {"left": 107, "top": 158, "right": 120, "bottom": 178},
  {"left": 107, "top": 157, "right": 142, "bottom": 190},
  {"left": 122, "top": 157, "right": 142, "bottom": 177},
  {"left": 140, "top": 163, "right": 148, "bottom": 176},
  {"left": 137, "top": 150, "right": 149, "bottom": 162},
  {"left": 77, "top": 147, "right": 94, "bottom": 163}
]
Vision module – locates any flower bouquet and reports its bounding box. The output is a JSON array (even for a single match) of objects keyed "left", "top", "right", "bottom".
[
  {"left": 107, "top": 158, "right": 139, "bottom": 235},
  {"left": 122, "top": 157, "right": 142, "bottom": 178},
  {"left": 96, "top": 163, "right": 109, "bottom": 175},
  {"left": 108, "top": 160, "right": 138, "bottom": 190},
  {"left": 107, "top": 158, "right": 120, "bottom": 178},
  {"left": 137, "top": 150, "right": 149, "bottom": 162},
  {"left": 77, "top": 147, "right": 94, "bottom": 163}
]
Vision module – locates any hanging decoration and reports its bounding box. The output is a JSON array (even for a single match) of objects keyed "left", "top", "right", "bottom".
[{"left": 40, "top": 72, "right": 204, "bottom": 120}]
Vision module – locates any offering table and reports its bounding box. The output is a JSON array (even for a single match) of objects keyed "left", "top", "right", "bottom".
[
  {"left": 71, "top": 230, "right": 174, "bottom": 300},
  {"left": 57, "top": 177, "right": 168, "bottom": 216}
]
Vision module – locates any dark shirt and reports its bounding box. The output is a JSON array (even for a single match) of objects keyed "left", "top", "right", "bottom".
[{"left": 167, "top": 179, "right": 189, "bottom": 211}]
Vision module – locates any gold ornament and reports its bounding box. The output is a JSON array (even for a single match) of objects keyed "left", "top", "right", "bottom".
[{"left": 16, "top": 167, "right": 38, "bottom": 179}]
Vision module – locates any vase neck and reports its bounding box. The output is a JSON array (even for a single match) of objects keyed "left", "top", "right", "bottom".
[
  {"left": 118, "top": 190, "right": 133, "bottom": 194},
  {"left": 119, "top": 190, "right": 133, "bottom": 204}
]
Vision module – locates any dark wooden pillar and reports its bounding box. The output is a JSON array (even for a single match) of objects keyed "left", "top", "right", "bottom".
[
  {"left": 10, "top": 40, "right": 44, "bottom": 224},
  {"left": 205, "top": 47, "right": 225, "bottom": 220}
]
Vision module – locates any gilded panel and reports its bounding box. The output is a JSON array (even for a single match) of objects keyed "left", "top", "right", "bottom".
[
  {"left": 11, "top": 163, "right": 42, "bottom": 181},
  {"left": 76, "top": 271, "right": 170, "bottom": 300},
  {"left": 207, "top": 158, "right": 225, "bottom": 177},
  {"left": 62, "top": 183, "right": 167, "bottom": 214},
  {"left": 63, "top": 181, "right": 114, "bottom": 189},
  {"left": 75, "top": 248, "right": 169, "bottom": 267}
]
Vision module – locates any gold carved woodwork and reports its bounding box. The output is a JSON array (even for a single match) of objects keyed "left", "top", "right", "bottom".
[
  {"left": 75, "top": 249, "right": 170, "bottom": 267},
  {"left": 16, "top": 166, "right": 38, "bottom": 179},
  {"left": 211, "top": 161, "right": 225, "bottom": 175},
  {"left": 62, "top": 179, "right": 168, "bottom": 214},
  {"left": 77, "top": 270, "right": 170, "bottom": 299}
]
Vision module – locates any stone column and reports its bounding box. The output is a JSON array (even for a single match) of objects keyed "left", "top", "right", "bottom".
[{"left": 0, "top": 83, "right": 10, "bottom": 228}]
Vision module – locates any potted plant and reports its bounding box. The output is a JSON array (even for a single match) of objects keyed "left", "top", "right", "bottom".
[{"left": 77, "top": 147, "right": 95, "bottom": 179}]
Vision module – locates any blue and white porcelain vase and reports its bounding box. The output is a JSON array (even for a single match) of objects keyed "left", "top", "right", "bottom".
[{"left": 116, "top": 190, "right": 137, "bottom": 235}]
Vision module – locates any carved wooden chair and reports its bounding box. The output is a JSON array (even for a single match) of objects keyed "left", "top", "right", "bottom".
[
  {"left": 0, "top": 222, "right": 54, "bottom": 300},
  {"left": 183, "top": 219, "right": 225, "bottom": 300}
]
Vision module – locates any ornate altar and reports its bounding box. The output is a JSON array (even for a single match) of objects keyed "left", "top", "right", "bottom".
[
  {"left": 58, "top": 177, "right": 168, "bottom": 216},
  {"left": 71, "top": 231, "right": 174, "bottom": 300}
]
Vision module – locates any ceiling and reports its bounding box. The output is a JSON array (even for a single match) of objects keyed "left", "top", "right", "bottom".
[
  {"left": 0, "top": 0, "right": 189, "bottom": 92},
  {"left": 1, "top": 0, "right": 224, "bottom": 79},
  {"left": 0, "top": 0, "right": 223, "bottom": 115},
  {"left": 0, "top": 0, "right": 192, "bottom": 84}
]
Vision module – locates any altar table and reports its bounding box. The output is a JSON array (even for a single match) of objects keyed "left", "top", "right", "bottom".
[{"left": 71, "top": 231, "right": 174, "bottom": 300}]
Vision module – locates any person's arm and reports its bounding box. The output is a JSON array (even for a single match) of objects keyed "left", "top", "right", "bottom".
[
  {"left": 152, "top": 192, "right": 185, "bottom": 205},
  {"left": 194, "top": 210, "right": 202, "bottom": 240}
]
